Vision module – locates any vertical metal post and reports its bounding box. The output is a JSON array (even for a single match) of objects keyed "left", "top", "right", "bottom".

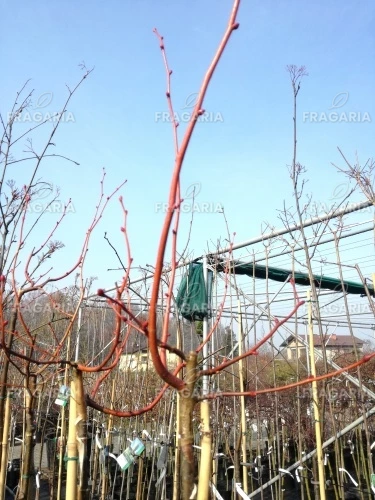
[
  {"left": 202, "top": 256, "right": 209, "bottom": 397},
  {"left": 197, "top": 256, "right": 212, "bottom": 500}
]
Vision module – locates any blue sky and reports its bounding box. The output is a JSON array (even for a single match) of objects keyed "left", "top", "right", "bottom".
[{"left": 1, "top": 0, "right": 374, "bottom": 290}]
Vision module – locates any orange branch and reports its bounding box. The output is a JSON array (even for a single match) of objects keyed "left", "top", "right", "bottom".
[
  {"left": 148, "top": 0, "right": 241, "bottom": 391},
  {"left": 203, "top": 353, "right": 375, "bottom": 400}
]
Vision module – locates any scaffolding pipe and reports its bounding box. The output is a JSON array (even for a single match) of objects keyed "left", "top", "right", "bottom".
[
  {"left": 211, "top": 200, "right": 372, "bottom": 257},
  {"left": 254, "top": 222, "right": 374, "bottom": 263},
  {"left": 86, "top": 200, "right": 372, "bottom": 300},
  {"left": 247, "top": 405, "right": 375, "bottom": 498},
  {"left": 220, "top": 274, "right": 375, "bottom": 401}
]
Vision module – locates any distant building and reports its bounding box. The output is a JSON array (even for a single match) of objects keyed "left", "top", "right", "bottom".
[
  {"left": 277, "top": 334, "right": 364, "bottom": 361},
  {"left": 119, "top": 339, "right": 181, "bottom": 371},
  {"left": 119, "top": 320, "right": 202, "bottom": 372}
]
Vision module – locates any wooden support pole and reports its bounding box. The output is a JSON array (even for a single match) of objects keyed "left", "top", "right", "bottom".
[{"left": 0, "top": 392, "right": 11, "bottom": 500}]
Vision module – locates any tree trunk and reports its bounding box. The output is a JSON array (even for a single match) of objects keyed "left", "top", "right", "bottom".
[
  {"left": 18, "top": 375, "right": 36, "bottom": 500},
  {"left": 173, "top": 392, "right": 181, "bottom": 500}
]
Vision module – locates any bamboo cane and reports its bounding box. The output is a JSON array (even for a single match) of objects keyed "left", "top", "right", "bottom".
[
  {"left": 74, "top": 369, "right": 90, "bottom": 500},
  {"left": 307, "top": 290, "right": 326, "bottom": 500},
  {"left": 57, "top": 336, "right": 71, "bottom": 500},
  {"left": 238, "top": 303, "right": 248, "bottom": 494},
  {"left": 65, "top": 375, "right": 78, "bottom": 500},
  {"left": 0, "top": 311, "right": 17, "bottom": 468},
  {"left": 197, "top": 401, "right": 211, "bottom": 500},
  {"left": 136, "top": 456, "right": 144, "bottom": 500},
  {"left": 0, "top": 392, "right": 11, "bottom": 500}
]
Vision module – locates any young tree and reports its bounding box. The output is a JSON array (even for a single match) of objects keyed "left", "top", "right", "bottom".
[
  {"left": 1, "top": 3, "right": 375, "bottom": 500},
  {"left": 0, "top": 68, "right": 131, "bottom": 500},
  {"left": 82, "top": 4, "right": 375, "bottom": 499}
]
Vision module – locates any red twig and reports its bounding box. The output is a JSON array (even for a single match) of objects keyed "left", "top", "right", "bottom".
[
  {"left": 201, "top": 281, "right": 304, "bottom": 376},
  {"left": 153, "top": 28, "right": 182, "bottom": 364},
  {"left": 153, "top": 28, "right": 179, "bottom": 155},
  {"left": 148, "top": 0, "right": 241, "bottom": 391},
  {"left": 204, "top": 353, "right": 375, "bottom": 399},
  {"left": 86, "top": 364, "right": 184, "bottom": 417}
]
